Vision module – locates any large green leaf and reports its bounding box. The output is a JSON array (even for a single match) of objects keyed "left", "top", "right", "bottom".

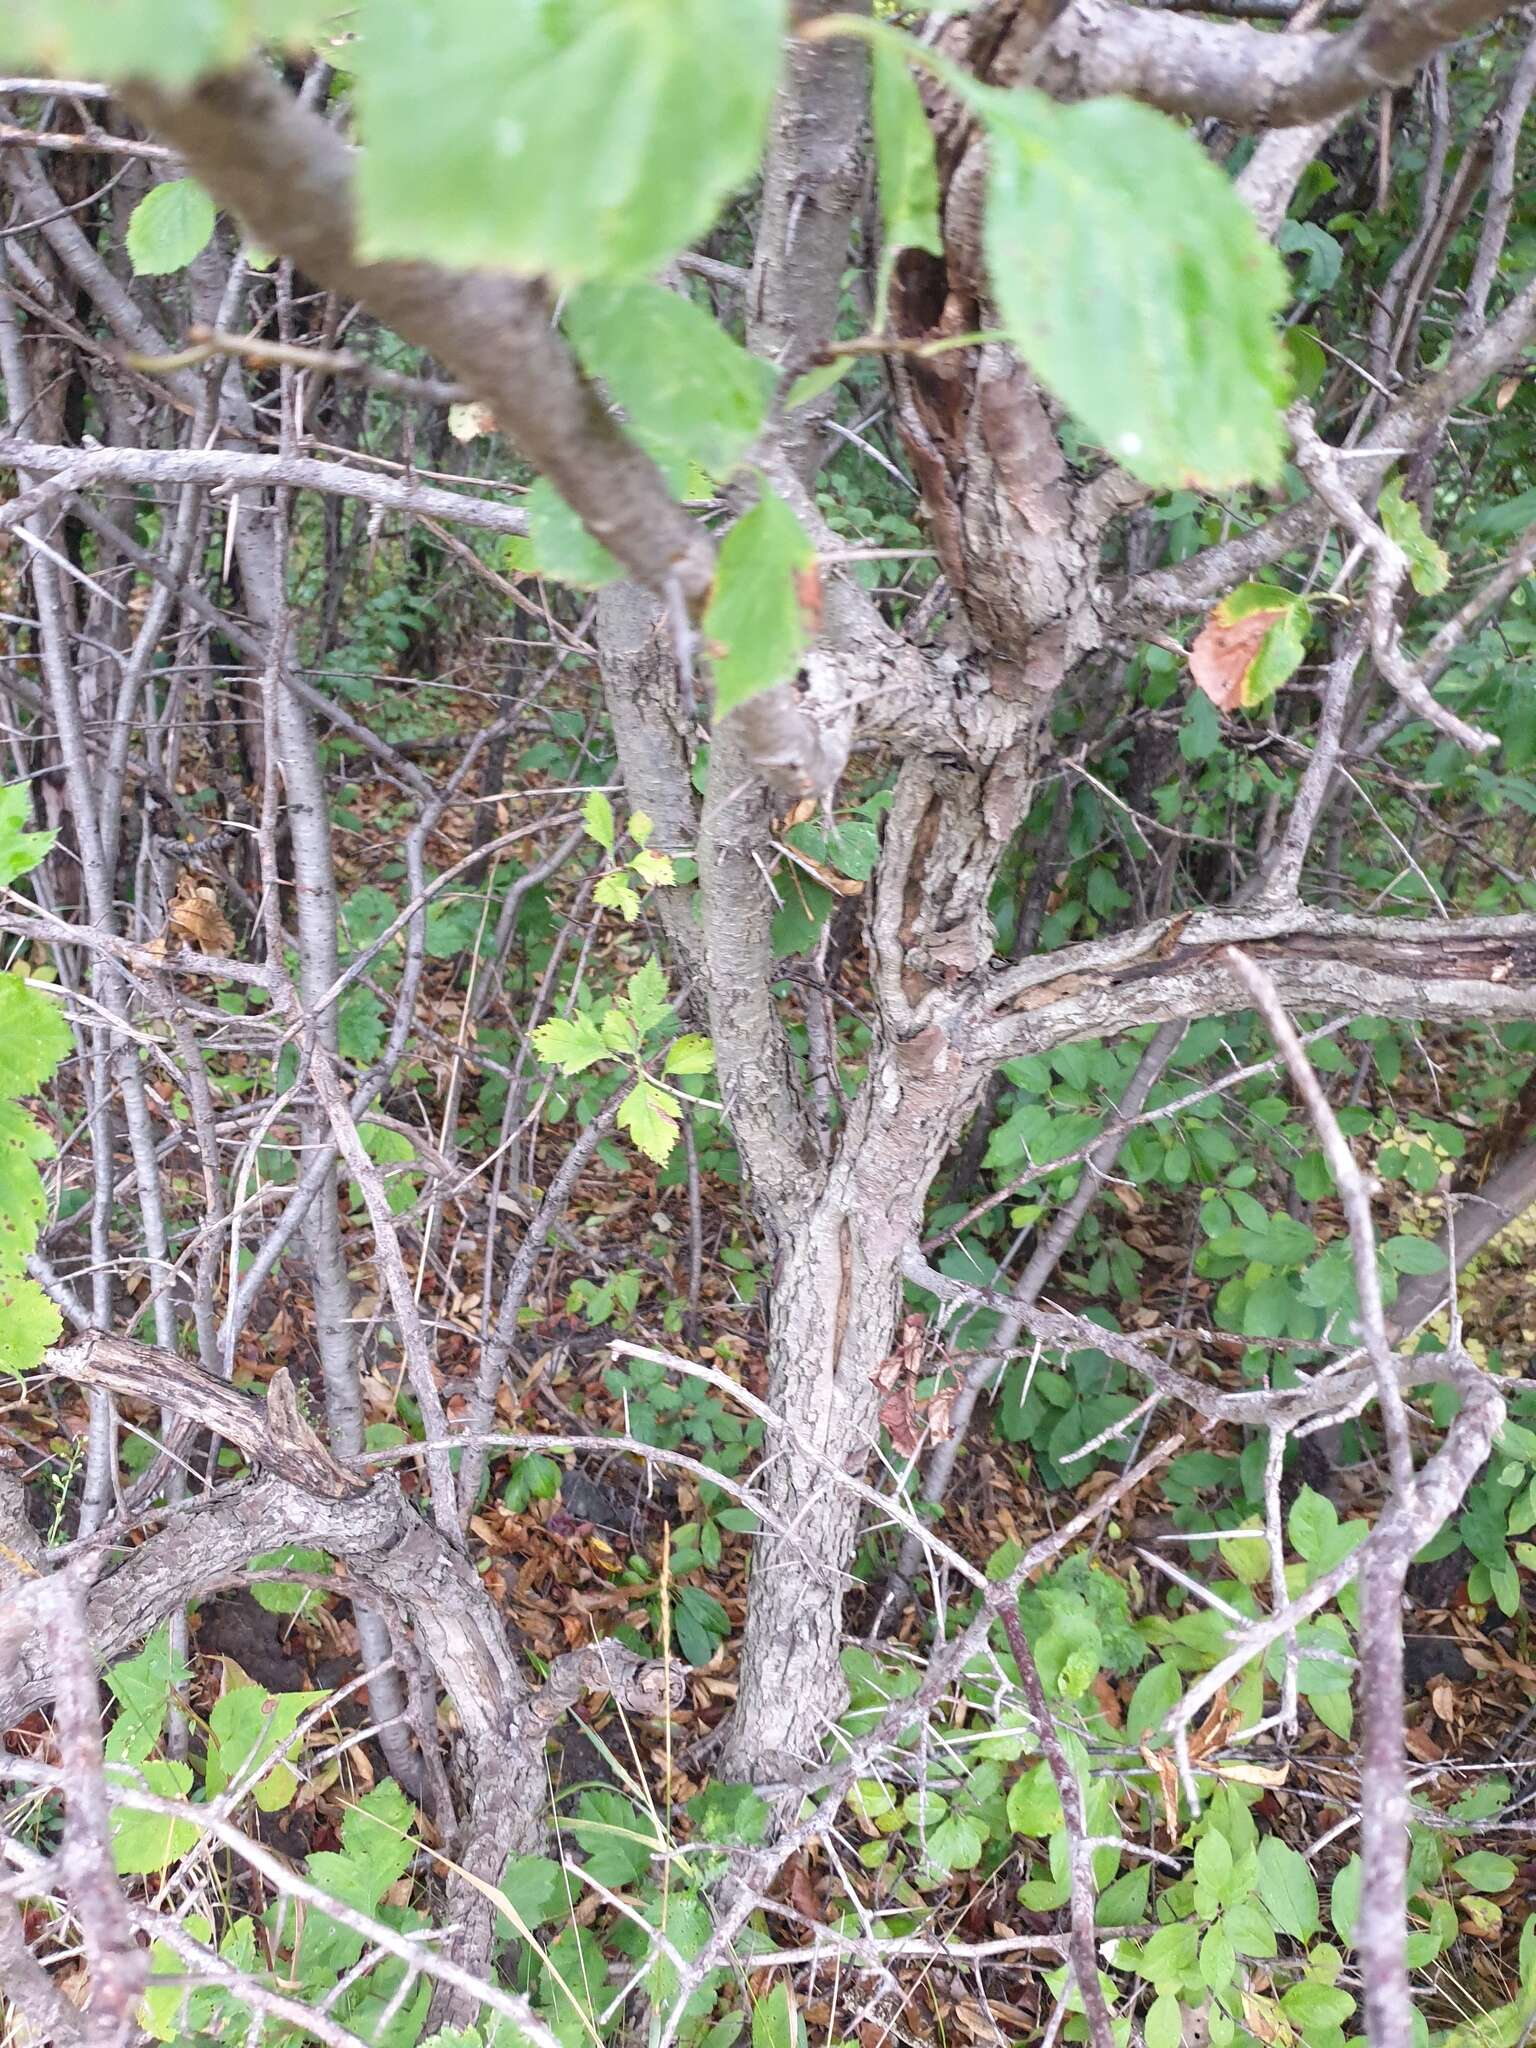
[
  {"left": 354, "top": 0, "right": 786, "bottom": 281},
  {"left": 1, "top": 0, "right": 320, "bottom": 86},
  {"left": 126, "top": 179, "right": 217, "bottom": 276},
  {"left": 969, "top": 83, "right": 1288, "bottom": 488},
  {"left": 564, "top": 282, "right": 775, "bottom": 482},
  {"left": 703, "top": 485, "right": 816, "bottom": 714}
]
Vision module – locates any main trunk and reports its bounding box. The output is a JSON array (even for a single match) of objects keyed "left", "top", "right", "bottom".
[{"left": 723, "top": 1041, "right": 989, "bottom": 1778}]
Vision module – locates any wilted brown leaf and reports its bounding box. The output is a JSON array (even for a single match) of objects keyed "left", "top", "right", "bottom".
[
  {"left": 1188, "top": 608, "right": 1284, "bottom": 712},
  {"left": 880, "top": 1380, "right": 923, "bottom": 1456},
  {"left": 151, "top": 872, "right": 234, "bottom": 957}
]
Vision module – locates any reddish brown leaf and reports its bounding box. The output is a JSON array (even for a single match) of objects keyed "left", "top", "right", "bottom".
[
  {"left": 1188, "top": 608, "right": 1284, "bottom": 712},
  {"left": 880, "top": 1380, "right": 924, "bottom": 1456}
]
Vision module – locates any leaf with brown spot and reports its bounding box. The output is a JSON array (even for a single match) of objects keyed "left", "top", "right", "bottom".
[
  {"left": 1189, "top": 581, "right": 1308, "bottom": 713},
  {"left": 1189, "top": 608, "right": 1284, "bottom": 711}
]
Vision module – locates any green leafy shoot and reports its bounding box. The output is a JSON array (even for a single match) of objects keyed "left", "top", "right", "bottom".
[{"left": 531, "top": 959, "right": 713, "bottom": 1168}]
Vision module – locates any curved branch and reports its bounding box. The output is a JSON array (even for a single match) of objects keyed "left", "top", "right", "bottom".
[
  {"left": 122, "top": 64, "right": 711, "bottom": 602},
  {"left": 1040, "top": 0, "right": 1510, "bottom": 128}
]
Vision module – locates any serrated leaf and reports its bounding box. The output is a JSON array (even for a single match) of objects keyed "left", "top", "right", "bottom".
[
  {"left": 627, "top": 811, "right": 654, "bottom": 847},
  {"left": 582, "top": 789, "right": 616, "bottom": 852},
  {"left": 110, "top": 1759, "right": 200, "bottom": 1874},
  {"left": 565, "top": 281, "right": 775, "bottom": 482},
  {"left": 626, "top": 957, "right": 673, "bottom": 1036},
  {"left": 0, "top": 1267, "right": 61, "bottom": 1374},
  {"left": 126, "top": 179, "right": 216, "bottom": 276},
  {"left": 871, "top": 38, "right": 943, "bottom": 312},
  {"left": 205, "top": 1685, "right": 326, "bottom": 1812},
  {"left": 630, "top": 848, "right": 676, "bottom": 886},
  {"left": 530, "top": 1015, "right": 610, "bottom": 1076},
  {"left": 703, "top": 485, "right": 817, "bottom": 714},
  {"left": 3, "top": 0, "right": 322, "bottom": 88},
  {"left": 601, "top": 1006, "right": 640, "bottom": 1054},
  {"left": 618, "top": 1077, "right": 680, "bottom": 1166},
  {"left": 593, "top": 872, "right": 642, "bottom": 921},
  {"left": 526, "top": 478, "right": 622, "bottom": 589},
  {"left": 1379, "top": 475, "right": 1450, "bottom": 596},
  {"left": 0, "top": 785, "right": 55, "bottom": 887},
  {"left": 664, "top": 1035, "right": 715, "bottom": 1077},
  {"left": 354, "top": 0, "right": 785, "bottom": 283},
  {"left": 0, "top": 973, "right": 70, "bottom": 1097},
  {"left": 968, "top": 81, "right": 1288, "bottom": 487}
]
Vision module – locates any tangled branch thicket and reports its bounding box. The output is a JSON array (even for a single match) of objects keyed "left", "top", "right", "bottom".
[{"left": 6, "top": 6, "right": 1536, "bottom": 2047}]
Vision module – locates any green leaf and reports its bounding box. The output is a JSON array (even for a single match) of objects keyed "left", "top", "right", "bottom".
[
  {"left": 786, "top": 357, "right": 853, "bottom": 411},
  {"left": 626, "top": 956, "right": 673, "bottom": 1037},
  {"left": 530, "top": 1014, "right": 611, "bottom": 1076},
  {"left": 204, "top": 1685, "right": 326, "bottom": 1813},
  {"left": 686, "top": 1781, "right": 771, "bottom": 1848},
  {"left": 0, "top": 974, "right": 69, "bottom": 1102},
  {"left": 751, "top": 1983, "right": 805, "bottom": 2048},
  {"left": 1330, "top": 1854, "right": 1361, "bottom": 1943},
  {"left": 925, "top": 1811, "right": 986, "bottom": 1871},
  {"left": 1280, "top": 1980, "right": 1356, "bottom": 2031},
  {"left": 526, "top": 478, "right": 622, "bottom": 589},
  {"left": 1285, "top": 326, "right": 1328, "bottom": 399},
  {"left": 498, "top": 1853, "right": 572, "bottom": 1928},
  {"left": 1256, "top": 1837, "right": 1319, "bottom": 1940},
  {"left": 1224, "top": 1900, "right": 1279, "bottom": 1959},
  {"left": 1199, "top": 1920, "right": 1236, "bottom": 1994},
  {"left": 354, "top": 0, "right": 786, "bottom": 283},
  {"left": 968, "top": 82, "right": 1288, "bottom": 487},
  {"left": 565, "top": 281, "right": 775, "bottom": 482},
  {"left": 618, "top": 1077, "right": 681, "bottom": 1166},
  {"left": 110, "top": 1759, "right": 200, "bottom": 1874},
  {"left": 870, "top": 38, "right": 943, "bottom": 311},
  {"left": 704, "top": 484, "right": 817, "bottom": 714},
  {"left": 0, "top": 1271, "right": 61, "bottom": 1375},
  {"left": 246, "top": 1545, "right": 328, "bottom": 1617},
  {"left": 3, "top": 0, "right": 321, "bottom": 88},
  {"left": 0, "top": 785, "right": 55, "bottom": 886},
  {"left": 562, "top": 1787, "right": 659, "bottom": 1886},
  {"left": 1456, "top": 1851, "right": 1517, "bottom": 1894},
  {"left": 1126, "top": 1661, "right": 1182, "bottom": 1740},
  {"left": 1379, "top": 475, "right": 1450, "bottom": 596},
  {"left": 664, "top": 1034, "right": 715, "bottom": 1077},
  {"left": 1007, "top": 1760, "right": 1062, "bottom": 1837},
  {"left": 631, "top": 848, "right": 676, "bottom": 886},
  {"left": 593, "top": 872, "right": 642, "bottom": 921},
  {"left": 126, "top": 179, "right": 216, "bottom": 275},
  {"left": 104, "top": 1627, "right": 188, "bottom": 1767},
  {"left": 1144, "top": 1993, "right": 1184, "bottom": 2048},
  {"left": 582, "top": 789, "right": 616, "bottom": 853},
  {"left": 1382, "top": 1233, "right": 1446, "bottom": 1275},
  {"left": 1096, "top": 1862, "right": 1151, "bottom": 1928}
]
